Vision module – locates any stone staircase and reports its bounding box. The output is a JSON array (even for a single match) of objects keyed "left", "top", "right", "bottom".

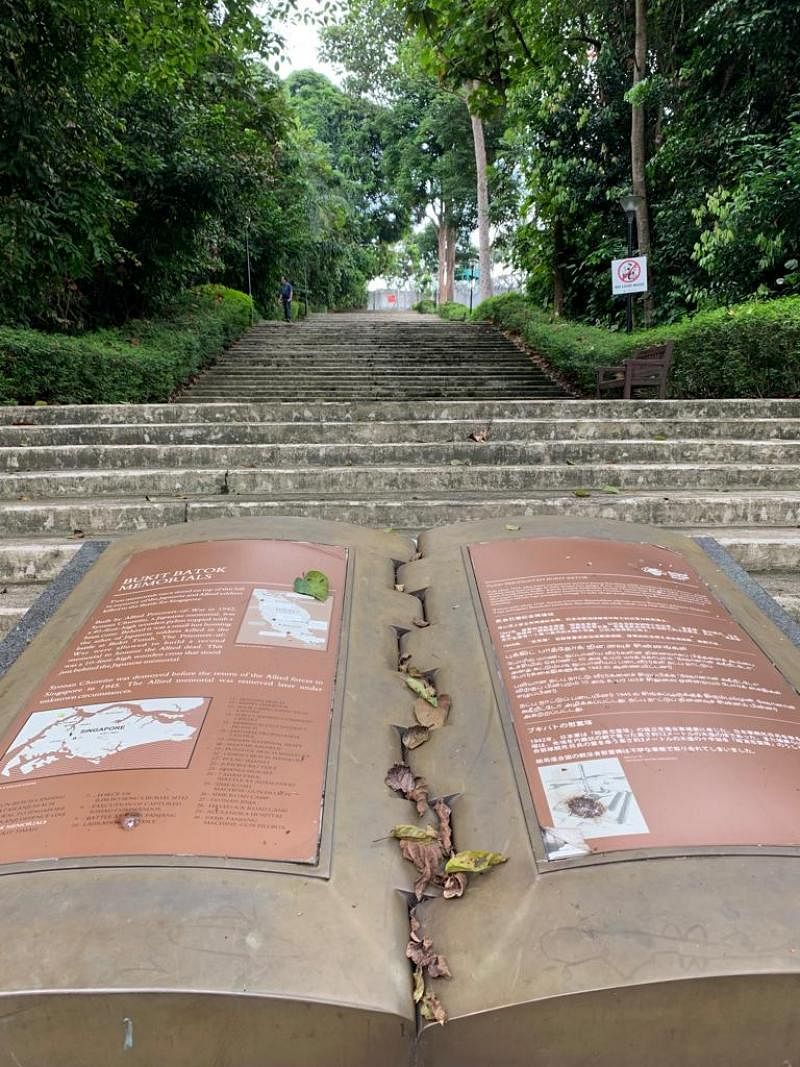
[
  {"left": 1, "top": 313, "right": 799, "bottom": 640},
  {"left": 178, "top": 312, "right": 567, "bottom": 401}
]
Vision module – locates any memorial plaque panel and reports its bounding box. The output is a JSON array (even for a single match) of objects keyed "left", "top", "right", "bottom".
[
  {"left": 0, "top": 538, "right": 347, "bottom": 867},
  {"left": 469, "top": 536, "right": 800, "bottom": 857}
]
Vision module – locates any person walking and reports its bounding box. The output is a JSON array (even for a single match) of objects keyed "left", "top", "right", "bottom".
[{"left": 279, "top": 277, "right": 293, "bottom": 323}]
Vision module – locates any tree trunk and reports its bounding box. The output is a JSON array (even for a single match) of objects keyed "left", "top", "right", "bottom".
[
  {"left": 436, "top": 216, "right": 447, "bottom": 304},
  {"left": 553, "top": 217, "right": 565, "bottom": 317},
  {"left": 444, "top": 224, "right": 457, "bottom": 303},
  {"left": 631, "top": 0, "right": 653, "bottom": 323},
  {"left": 469, "top": 92, "right": 493, "bottom": 304}
]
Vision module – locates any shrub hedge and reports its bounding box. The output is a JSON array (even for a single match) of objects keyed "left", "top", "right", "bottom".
[
  {"left": 436, "top": 301, "right": 470, "bottom": 322},
  {"left": 0, "top": 285, "right": 253, "bottom": 405},
  {"left": 474, "top": 292, "right": 800, "bottom": 398}
]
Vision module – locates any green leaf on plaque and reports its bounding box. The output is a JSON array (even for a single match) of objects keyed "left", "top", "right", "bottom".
[
  {"left": 601, "top": 484, "right": 621, "bottom": 494},
  {"left": 293, "top": 569, "right": 330, "bottom": 601},
  {"left": 392, "top": 824, "right": 439, "bottom": 841},
  {"left": 405, "top": 675, "right": 438, "bottom": 706},
  {"left": 444, "top": 850, "right": 508, "bottom": 874},
  {"left": 573, "top": 487, "right": 591, "bottom": 498}
]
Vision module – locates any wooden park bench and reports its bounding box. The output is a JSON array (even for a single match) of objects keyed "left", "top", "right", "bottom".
[{"left": 596, "top": 341, "right": 674, "bottom": 399}]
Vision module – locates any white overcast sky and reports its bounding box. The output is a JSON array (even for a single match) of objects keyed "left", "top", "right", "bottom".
[{"left": 256, "top": 1, "right": 341, "bottom": 82}]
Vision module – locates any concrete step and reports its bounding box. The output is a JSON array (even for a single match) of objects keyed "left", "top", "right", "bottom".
[
  {"left": 5, "top": 438, "right": 800, "bottom": 472},
  {"left": 0, "top": 539, "right": 81, "bottom": 582},
  {"left": 3, "top": 418, "right": 800, "bottom": 447},
  {"left": 0, "top": 583, "right": 47, "bottom": 638},
  {"left": 3, "top": 400, "right": 800, "bottom": 425},
  {"left": 2, "top": 463, "right": 799, "bottom": 498},
  {"left": 1, "top": 491, "right": 799, "bottom": 537}
]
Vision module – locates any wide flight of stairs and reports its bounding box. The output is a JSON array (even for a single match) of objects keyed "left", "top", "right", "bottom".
[
  {"left": 178, "top": 312, "right": 567, "bottom": 401},
  {"left": 1, "top": 313, "right": 799, "bottom": 639}
]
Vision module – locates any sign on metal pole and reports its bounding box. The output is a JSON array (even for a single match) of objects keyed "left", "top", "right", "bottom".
[{"left": 611, "top": 255, "right": 648, "bottom": 295}]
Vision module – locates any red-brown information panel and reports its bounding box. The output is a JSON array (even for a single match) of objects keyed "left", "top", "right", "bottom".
[
  {"left": 0, "top": 539, "right": 347, "bottom": 866},
  {"left": 469, "top": 537, "right": 800, "bottom": 860}
]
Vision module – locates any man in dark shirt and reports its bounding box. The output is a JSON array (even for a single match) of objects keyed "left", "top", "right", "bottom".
[{"left": 279, "top": 277, "right": 293, "bottom": 323}]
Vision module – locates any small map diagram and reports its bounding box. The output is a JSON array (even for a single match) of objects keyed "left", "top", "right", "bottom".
[
  {"left": 0, "top": 697, "right": 209, "bottom": 781},
  {"left": 236, "top": 587, "right": 332, "bottom": 651}
]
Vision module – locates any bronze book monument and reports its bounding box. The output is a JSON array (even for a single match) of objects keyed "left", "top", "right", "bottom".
[{"left": 0, "top": 516, "right": 798, "bottom": 1065}]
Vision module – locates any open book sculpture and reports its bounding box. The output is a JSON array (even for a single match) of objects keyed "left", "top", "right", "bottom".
[{"left": 0, "top": 516, "right": 798, "bottom": 1066}]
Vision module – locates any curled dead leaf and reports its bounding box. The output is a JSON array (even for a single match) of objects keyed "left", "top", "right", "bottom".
[
  {"left": 398, "top": 653, "right": 412, "bottom": 673},
  {"left": 504, "top": 523, "right": 520, "bottom": 531},
  {"left": 412, "top": 967, "right": 425, "bottom": 1003},
  {"left": 413, "top": 693, "right": 450, "bottom": 730},
  {"left": 445, "top": 849, "right": 508, "bottom": 874},
  {"left": 395, "top": 583, "right": 405, "bottom": 592},
  {"left": 442, "top": 872, "right": 468, "bottom": 899},
  {"left": 412, "top": 617, "right": 430, "bottom": 628},
  {"left": 420, "top": 990, "right": 447, "bottom": 1026},
  {"left": 385, "top": 762, "right": 430, "bottom": 815},
  {"left": 469, "top": 425, "right": 491, "bottom": 442},
  {"left": 399, "top": 838, "right": 445, "bottom": 900},
  {"left": 386, "top": 763, "right": 415, "bottom": 796},
  {"left": 433, "top": 797, "right": 453, "bottom": 855},
  {"left": 402, "top": 724, "right": 431, "bottom": 750},
  {"left": 405, "top": 676, "right": 437, "bottom": 706}
]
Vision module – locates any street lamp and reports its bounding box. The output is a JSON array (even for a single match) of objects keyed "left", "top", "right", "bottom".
[{"left": 618, "top": 193, "right": 643, "bottom": 333}]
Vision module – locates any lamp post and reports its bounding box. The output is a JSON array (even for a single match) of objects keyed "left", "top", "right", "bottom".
[{"left": 618, "top": 193, "right": 643, "bottom": 333}]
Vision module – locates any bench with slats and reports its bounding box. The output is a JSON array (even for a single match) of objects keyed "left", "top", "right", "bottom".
[{"left": 596, "top": 341, "right": 674, "bottom": 399}]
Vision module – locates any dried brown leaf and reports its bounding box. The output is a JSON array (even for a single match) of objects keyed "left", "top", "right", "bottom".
[
  {"left": 420, "top": 990, "right": 447, "bottom": 1026},
  {"left": 412, "top": 967, "right": 425, "bottom": 1003},
  {"left": 385, "top": 762, "right": 430, "bottom": 815},
  {"left": 469, "top": 425, "right": 491, "bottom": 442},
  {"left": 408, "top": 780, "right": 430, "bottom": 816},
  {"left": 433, "top": 797, "right": 453, "bottom": 854},
  {"left": 402, "top": 724, "right": 431, "bottom": 750},
  {"left": 399, "top": 838, "right": 445, "bottom": 900},
  {"left": 414, "top": 693, "right": 451, "bottom": 730},
  {"left": 442, "top": 872, "right": 468, "bottom": 899},
  {"left": 412, "top": 617, "right": 430, "bottom": 628},
  {"left": 398, "top": 653, "right": 412, "bottom": 673},
  {"left": 385, "top": 763, "right": 415, "bottom": 796},
  {"left": 409, "top": 912, "right": 423, "bottom": 944},
  {"left": 395, "top": 583, "right": 405, "bottom": 592},
  {"left": 427, "top": 954, "right": 452, "bottom": 980}
]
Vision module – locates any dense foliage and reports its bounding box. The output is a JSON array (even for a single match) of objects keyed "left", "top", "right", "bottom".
[
  {"left": 393, "top": 0, "right": 800, "bottom": 324},
  {"left": 0, "top": 0, "right": 401, "bottom": 329},
  {"left": 0, "top": 286, "right": 252, "bottom": 404},
  {"left": 476, "top": 292, "right": 800, "bottom": 398}
]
